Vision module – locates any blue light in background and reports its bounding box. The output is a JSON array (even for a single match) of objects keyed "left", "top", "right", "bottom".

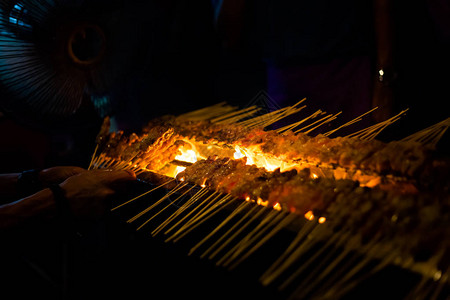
[{"left": 9, "top": 2, "right": 32, "bottom": 29}]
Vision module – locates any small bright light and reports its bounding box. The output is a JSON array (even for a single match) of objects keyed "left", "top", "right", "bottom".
[
  {"left": 304, "top": 210, "right": 314, "bottom": 221},
  {"left": 175, "top": 166, "right": 186, "bottom": 176},
  {"left": 318, "top": 217, "right": 326, "bottom": 224},
  {"left": 273, "top": 202, "right": 282, "bottom": 211},
  {"left": 200, "top": 178, "right": 207, "bottom": 188},
  {"left": 433, "top": 270, "right": 442, "bottom": 281},
  {"left": 378, "top": 69, "right": 384, "bottom": 76},
  {"left": 233, "top": 145, "right": 255, "bottom": 165},
  {"left": 262, "top": 157, "right": 280, "bottom": 172},
  {"left": 311, "top": 173, "right": 318, "bottom": 179},
  {"left": 174, "top": 147, "right": 198, "bottom": 177},
  {"left": 234, "top": 146, "right": 245, "bottom": 159},
  {"left": 176, "top": 149, "right": 197, "bottom": 163},
  {"left": 257, "top": 197, "right": 269, "bottom": 207}
]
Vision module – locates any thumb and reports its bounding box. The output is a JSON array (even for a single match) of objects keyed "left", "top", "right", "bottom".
[{"left": 99, "top": 169, "right": 137, "bottom": 186}]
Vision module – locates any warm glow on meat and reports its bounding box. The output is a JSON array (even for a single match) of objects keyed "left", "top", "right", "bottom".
[
  {"left": 96, "top": 116, "right": 435, "bottom": 217},
  {"left": 92, "top": 107, "right": 450, "bottom": 300}
]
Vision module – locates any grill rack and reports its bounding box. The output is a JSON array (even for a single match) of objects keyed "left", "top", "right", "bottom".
[{"left": 110, "top": 170, "right": 450, "bottom": 300}]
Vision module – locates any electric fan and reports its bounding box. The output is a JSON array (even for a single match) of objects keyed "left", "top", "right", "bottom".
[{"left": 0, "top": 0, "right": 153, "bottom": 126}]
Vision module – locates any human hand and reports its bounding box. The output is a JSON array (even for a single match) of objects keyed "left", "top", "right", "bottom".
[
  {"left": 59, "top": 169, "right": 136, "bottom": 219},
  {"left": 39, "top": 166, "right": 87, "bottom": 187}
]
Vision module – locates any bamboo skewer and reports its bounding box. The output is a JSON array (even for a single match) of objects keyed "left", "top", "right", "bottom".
[
  {"left": 210, "top": 105, "right": 258, "bottom": 123},
  {"left": 137, "top": 185, "right": 198, "bottom": 232},
  {"left": 401, "top": 117, "right": 450, "bottom": 147},
  {"left": 170, "top": 195, "right": 238, "bottom": 244},
  {"left": 347, "top": 109, "right": 408, "bottom": 140},
  {"left": 126, "top": 182, "right": 188, "bottom": 223},
  {"left": 225, "top": 210, "right": 292, "bottom": 270},
  {"left": 190, "top": 200, "right": 251, "bottom": 256},
  {"left": 88, "top": 100, "right": 449, "bottom": 299},
  {"left": 151, "top": 187, "right": 209, "bottom": 236},
  {"left": 88, "top": 144, "right": 99, "bottom": 170},
  {"left": 294, "top": 112, "right": 337, "bottom": 134},
  {"left": 166, "top": 194, "right": 236, "bottom": 243},
  {"left": 214, "top": 106, "right": 261, "bottom": 125},
  {"left": 403, "top": 248, "right": 446, "bottom": 300},
  {"left": 177, "top": 102, "right": 236, "bottom": 121},
  {"left": 429, "top": 267, "right": 449, "bottom": 300},
  {"left": 111, "top": 179, "right": 175, "bottom": 211},
  {"left": 260, "top": 219, "right": 318, "bottom": 285},
  {"left": 164, "top": 191, "right": 223, "bottom": 242},
  {"left": 171, "top": 193, "right": 231, "bottom": 238},
  {"left": 258, "top": 99, "right": 307, "bottom": 129},
  {"left": 238, "top": 107, "right": 290, "bottom": 128},
  {"left": 288, "top": 232, "right": 382, "bottom": 298},
  {"left": 227, "top": 212, "right": 297, "bottom": 270},
  {"left": 324, "top": 250, "right": 399, "bottom": 299},
  {"left": 276, "top": 110, "right": 324, "bottom": 133},
  {"left": 323, "top": 107, "right": 378, "bottom": 137},
  {"left": 215, "top": 206, "right": 270, "bottom": 266},
  {"left": 278, "top": 228, "right": 347, "bottom": 291},
  {"left": 202, "top": 204, "right": 261, "bottom": 260},
  {"left": 304, "top": 111, "right": 342, "bottom": 134},
  {"left": 222, "top": 209, "right": 281, "bottom": 267},
  {"left": 238, "top": 98, "right": 307, "bottom": 129},
  {"left": 163, "top": 191, "right": 220, "bottom": 236},
  {"left": 316, "top": 235, "right": 385, "bottom": 294}
]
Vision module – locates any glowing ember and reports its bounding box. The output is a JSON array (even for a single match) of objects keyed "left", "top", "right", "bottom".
[
  {"left": 200, "top": 178, "right": 207, "bottom": 188},
  {"left": 273, "top": 202, "right": 282, "bottom": 211},
  {"left": 304, "top": 210, "right": 314, "bottom": 221},
  {"left": 257, "top": 197, "right": 269, "bottom": 207},
  {"left": 318, "top": 217, "right": 326, "bottom": 223},
  {"left": 174, "top": 167, "right": 186, "bottom": 177}
]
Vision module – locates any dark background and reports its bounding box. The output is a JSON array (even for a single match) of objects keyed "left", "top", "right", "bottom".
[
  {"left": 0, "top": 0, "right": 449, "bottom": 172},
  {"left": 0, "top": 1, "right": 449, "bottom": 299}
]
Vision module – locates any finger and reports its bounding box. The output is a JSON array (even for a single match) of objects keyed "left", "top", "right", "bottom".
[
  {"left": 64, "top": 166, "right": 87, "bottom": 176},
  {"left": 95, "top": 170, "right": 137, "bottom": 186},
  {"left": 40, "top": 166, "right": 87, "bottom": 184}
]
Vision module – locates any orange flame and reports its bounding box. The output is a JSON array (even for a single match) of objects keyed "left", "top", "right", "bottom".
[{"left": 171, "top": 146, "right": 199, "bottom": 177}]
